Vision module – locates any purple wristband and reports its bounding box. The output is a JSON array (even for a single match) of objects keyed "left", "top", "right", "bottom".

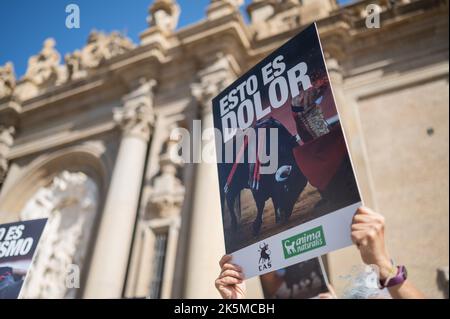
[{"left": 381, "top": 265, "right": 408, "bottom": 288}]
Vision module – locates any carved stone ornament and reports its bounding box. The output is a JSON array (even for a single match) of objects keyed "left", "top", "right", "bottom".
[
  {"left": 147, "top": 0, "right": 180, "bottom": 33},
  {"left": 277, "top": 0, "right": 299, "bottom": 10},
  {"left": 24, "top": 38, "right": 61, "bottom": 87},
  {"left": 210, "top": 0, "right": 244, "bottom": 7},
  {"left": 0, "top": 125, "right": 15, "bottom": 183},
  {"left": 114, "top": 78, "right": 157, "bottom": 140},
  {"left": 247, "top": 0, "right": 276, "bottom": 23},
  {"left": 147, "top": 140, "right": 185, "bottom": 219},
  {"left": 65, "top": 31, "right": 134, "bottom": 80},
  {"left": 191, "top": 53, "right": 237, "bottom": 116},
  {"left": 207, "top": 0, "right": 244, "bottom": 18},
  {"left": 64, "top": 50, "right": 85, "bottom": 81},
  {"left": 0, "top": 62, "right": 16, "bottom": 99},
  {"left": 20, "top": 171, "right": 99, "bottom": 299}
]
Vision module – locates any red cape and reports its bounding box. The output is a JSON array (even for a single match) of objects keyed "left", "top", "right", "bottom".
[{"left": 293, "top": 126, "right": 347, "bottom": 191}]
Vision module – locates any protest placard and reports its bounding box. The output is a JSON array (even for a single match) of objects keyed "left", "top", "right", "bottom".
[
  {"left": 261, "top": 257, "right": 330, "bottom": 299},
  {"left": 0, "top": 218, "right": 47, "bottom": 299},
  {"left": 212, "top": 23, "right": 362, "bottom": 279}
]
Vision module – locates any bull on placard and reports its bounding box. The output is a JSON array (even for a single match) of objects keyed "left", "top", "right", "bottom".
[
  {"left": 223, "top": 118, "right": 308, "bottom": 236},
  {"left": 258, "top": 242, "right": 271, "bottom": 265}
]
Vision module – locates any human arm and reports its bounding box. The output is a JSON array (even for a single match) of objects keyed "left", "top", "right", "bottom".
[{"left": 351, "top": 206, "right": 425, "bottom": 299}]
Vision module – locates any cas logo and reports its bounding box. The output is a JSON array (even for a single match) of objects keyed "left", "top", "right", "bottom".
[{"left": 258, "top": 242, "right": 271, "bottom": 271}]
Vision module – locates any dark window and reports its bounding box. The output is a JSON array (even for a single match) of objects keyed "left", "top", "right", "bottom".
[{"left": 148, "top": 231, "right": 168, "bottom": 299}]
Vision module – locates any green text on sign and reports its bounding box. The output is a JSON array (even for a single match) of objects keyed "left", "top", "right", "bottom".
[{"left": 282, "top": 226, "right": 326, "bottom": 259}]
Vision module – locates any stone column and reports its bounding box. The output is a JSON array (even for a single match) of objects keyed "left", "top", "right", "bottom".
[
  {"left": 184, "top": 54, "right": 264, "bottom": 298},
  {"left": 183, "top": 55, "right": 235, "bottom": 298},
  {"left": 84, "top": 78, "right": 156, "bottom": 298}
]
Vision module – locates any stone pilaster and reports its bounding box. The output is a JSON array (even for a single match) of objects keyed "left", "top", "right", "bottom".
[{"left": 325, "top": 52, "right": 375, "bottom": 208}]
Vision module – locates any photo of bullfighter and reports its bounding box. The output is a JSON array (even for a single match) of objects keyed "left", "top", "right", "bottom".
[{"left": 216, "top": 31, "right": 360, "bottom": 254}]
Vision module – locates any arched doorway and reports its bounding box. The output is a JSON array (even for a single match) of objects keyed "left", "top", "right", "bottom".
[
  {"left": 0, "top": 145, "right": 110, "bottom": 298},
  {"left": 19, "top": 170, "right": 99, "bottom": 298}
]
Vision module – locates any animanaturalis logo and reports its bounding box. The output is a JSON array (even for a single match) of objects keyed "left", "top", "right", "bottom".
[{"left": 282, "top": 226, "right": 326, "bottom": 259}]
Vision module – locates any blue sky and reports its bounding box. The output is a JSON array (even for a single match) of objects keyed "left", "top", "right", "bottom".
[{"left": 0, "top": 0, "right": 353, "bottom": 78}]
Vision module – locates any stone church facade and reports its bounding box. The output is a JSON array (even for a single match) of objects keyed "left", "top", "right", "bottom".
[{"left": 0, "top": 0, "right": 448, "bottom": 298}]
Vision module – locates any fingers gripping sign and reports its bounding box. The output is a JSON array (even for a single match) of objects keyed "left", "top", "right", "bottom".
[
  {"left": 351, "top": 207, "right": 393, "bottom": 280},
  {"left": 216, "top": 255, "right": 246, "bottom": 299}
]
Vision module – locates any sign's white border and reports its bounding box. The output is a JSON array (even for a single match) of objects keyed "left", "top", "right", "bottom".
[{"left": 232, "top": 202, "right": 361, "bottom": 279}]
